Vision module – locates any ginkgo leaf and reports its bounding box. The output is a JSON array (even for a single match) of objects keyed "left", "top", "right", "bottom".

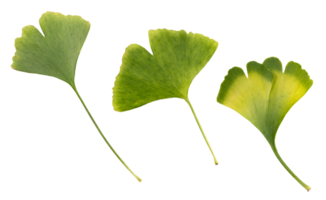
[
  {"left": 217, "top": 57, "right": 312, "bottom": 191},
  {"left": 12, "top": 12, "right": 89, "bottom": 86},
  {"left": 113, "top": 29, "right": 219, "bottom": 164},
  {"left": 12, "top": 12, "right": 141, "bottom": 182}
]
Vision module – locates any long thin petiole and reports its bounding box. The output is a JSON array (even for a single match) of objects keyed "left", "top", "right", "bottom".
[
  {"left": 71, "top": 84, "right": 143, "bottom": 184},
  {"left": 271, "top": 146, "right": 312, "bottom": 194},
  {"left": 184, "top": 97, "right": 219, "bottom": 167}
]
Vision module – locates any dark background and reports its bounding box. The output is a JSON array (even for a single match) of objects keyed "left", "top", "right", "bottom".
[{"left": 6, "top": 7, "right": 321, "bottom": 194}]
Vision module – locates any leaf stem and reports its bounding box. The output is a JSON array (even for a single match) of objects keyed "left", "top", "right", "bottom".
[
  {"left": 184, "top": 97, "right": 219, "bottom": 167},
  {"left": 271, "top": 146, "right": 310, "bottom": 191},
  {"left": 71, "top": 84, "right": 143, "bottom": 184}
]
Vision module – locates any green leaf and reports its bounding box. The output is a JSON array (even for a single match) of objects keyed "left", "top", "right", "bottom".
[
  {"left": 12, "top": 12, "right": 141, "bottom": 182},
  {"left": 113, "top": 29, "right": 219, "bottom": 164},
  {"left": 217, "top": 57, "right": 313, "bottom": 191},
  {"left": 12, "top": 12, "right": 90, "bottom": 86}
]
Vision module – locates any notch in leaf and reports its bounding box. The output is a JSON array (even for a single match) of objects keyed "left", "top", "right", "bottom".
[
  {"left": 12, "top": 12, "right": 141, "bottom": 182},
  {"left": 113, "top": 29, "right": 218, "bottom": 165},
  {"left": 217, "top": 57, "right": 312, "bottom": 191}
]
